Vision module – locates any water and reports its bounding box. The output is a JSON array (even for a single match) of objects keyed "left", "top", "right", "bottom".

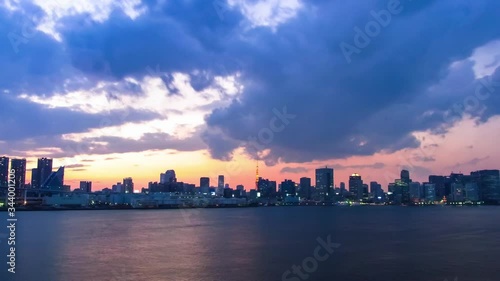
[{"left": 1, "top": 206, "right": 499, "bottom": 281}]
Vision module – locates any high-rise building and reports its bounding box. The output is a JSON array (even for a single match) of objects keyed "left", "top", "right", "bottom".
[
  {"left": 299, "top": 177, "right": 312, "bottom": 199},
  {"left": 362, "top": 184, "right": 369, "bottom": 199},
  {"left": 31, "top": 168, "right": 38, "bottom": 189},
  {"left": 464, "top": 182, "right": 479, "bottom": 202},
  {"left": 200, "top": 177, "right": 210, "bottom": 194},
  {"left": 257, "top": 178, "right": 276, "bottom": 199},
  {"left": 35, "top": 158, "right": 53, "bottom": 189},
  {"left": 429, "top": 175, "right": 446, "bottom": 200},
  {"left": 42, "top": 167, "right": 65, "bottom": 190},
  {"left": 11, "top": 158, "right": 27, "bottom": 189},
  {"left": 113, "top": 182, "right": 124, "bottom": 193},
  {"left": 450, "top": 183, "right": 465, "bottom": 202},
  {"left": 369, "top": 181, "right": 381, "bottom": 194},
  {"left": 349, "top": 173, "right": 363, "bottom": 201},
  {"left": 370, "top": 181, "right": 383, "bottom": 200},
  {"left": 423, "top": 183, "right": 436, "bottom": 202},
  {"left": 0, "top": 156, "right": 9, "bottom": 188},
  {"left": 160, "top": 170, "right": 176, "bottom": 184},
  {"left": 401, "top": 169, "right": 411, "bottom": 184},
  {"left": 123, "top": 177, "right": 134, "bottom": 194},
  {"left": 471, "top": 170, "right": 500, "bottom": 202},
  {"left": 340, "top": 182, "right": 346, "bottom": 194},
  {"left": 395, "top": 179, "right": 410, "bottom": 204},
  {"left": 388, "top": 182, "right": 397, "bottom": 203},
  {"left": 409, "top": 182, "right": 421, "bottom": 202},
  {"left": 280, "top": 179, "right": 296, "bottom": 197},
  {"left": 218, "top": 175, "right": 225, "bottom": 195},
  {"left": 80, "top": 181, "right": 92, "bottom": 193},
  {"left": 316, "top": 167, "right": 334, "bottom": 200},
  {"left": 235, "top": 184, "right": 245, "bottom": 198}
]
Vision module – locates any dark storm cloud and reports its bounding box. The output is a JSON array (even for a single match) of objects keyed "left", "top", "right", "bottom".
[
  {"left": 0, "top": 93, "right": 158, "bottom": 141},
  {"left": 0, "top": 5, "right": 70, "bottom": 96},
  {"left": 201, "top": 129, "right": 241, "bottom": 161},
  {"left": 204, "top": 0, "right": 500, "bottom": 163},
  {"left": 1, "top": 131, "right": 206, "bottom": 158},
  {"left": 83, "top": 133, "right": 206, "bottom": 155},
  {"left": 59, "top": 0, "right": 244, "bottom": 81},
  {"left": 2, "top": 0, "right": 500, "bottom": 161}
]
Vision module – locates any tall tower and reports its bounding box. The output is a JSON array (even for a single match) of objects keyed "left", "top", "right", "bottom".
[
  {"left": 11, "top": 158, "right": 27, "bottom": 189},
  {"left": 315, "top": 166, "right": 334, "bottom": 201},
  {"left": 0, "top": 156, "right": 9, "bottom": 188},
  {"left": 36, "top": 158, "right": 53, "bottom": 189},
  {"left": 401, "top": 169, "right": 411, "bottom": 184},
  {"left": 218, "top": 175, "right": 225, "bottom": 195},
  {"left": 255, "top": 161, "right": 259, "bottom": 190}
]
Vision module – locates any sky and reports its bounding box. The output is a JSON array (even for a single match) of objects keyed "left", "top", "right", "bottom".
[{"left": 1, "top": 0, "right": 500, "bottom": 191}]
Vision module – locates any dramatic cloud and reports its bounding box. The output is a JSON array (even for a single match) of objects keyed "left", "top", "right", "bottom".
[
  {"left": 1, "top": 131, "right": 206, "bottom": 158},
  {"left": 1, "top": 0, "right": 500, "bottom": 170},
  {"left": 0, "top": 92, "right": 158, "bottom": 141},
  {"left": 203, "top": 0, "right": 500, "bottom": 163}
]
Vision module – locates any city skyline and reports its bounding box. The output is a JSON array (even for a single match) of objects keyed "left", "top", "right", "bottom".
[
  {"left": 1, "top": 155, "right": 498, "bottom": 194},
  {"left": 1, "top": 1, "right": 500, "bottom": 194}
]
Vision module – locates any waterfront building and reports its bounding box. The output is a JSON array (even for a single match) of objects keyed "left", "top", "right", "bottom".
[
  {"left": 200, "top": 177, "right": 210, "bottom": 194},
  {"left": 349, "top": 173, "right": 363, "bottom": 201},
  {"left": 280, "top": 179, "right": 296, "bottom": 198},
  {"left": 423, "top": 183, "right": 436, "bottom": 202},
  {"left": 123, "top": 177, "right": 134, "bottom": 194},
  {"left": 299, "top": 177, "right": 312, "bottom": 200},
  {"left": 409, "top": 182, "right": 421, "bottom": 202},
  {"left": 35, "top": 158, "right": 53, "bottom": 189},
  {"left": 465, "top": 182, "right": 479, "bottom": 202},
  {"left": 316, "top": 167, "right": 334, "bottom": 200},
  {"left": 11, "top": 158, "right": 27, "bottom": 189},
  {"left": 217, "top": 175, "right": 224, "bottom": 196},
  {"left": 0, "top": 156, "right": 8, "bottom": 188},
  {"left": 42, "top": 167, "right": 65, "bottom": 190},
  {"left": 471, "top": 170, "right": 500, "bottom": 202},
  {"left": 80, "top": 181, "right": 92, "bottom": 193}
]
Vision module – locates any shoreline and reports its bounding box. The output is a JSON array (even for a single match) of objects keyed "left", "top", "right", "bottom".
[{"left": 0, "top": 202, "right": 493, "bottom": 212}]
